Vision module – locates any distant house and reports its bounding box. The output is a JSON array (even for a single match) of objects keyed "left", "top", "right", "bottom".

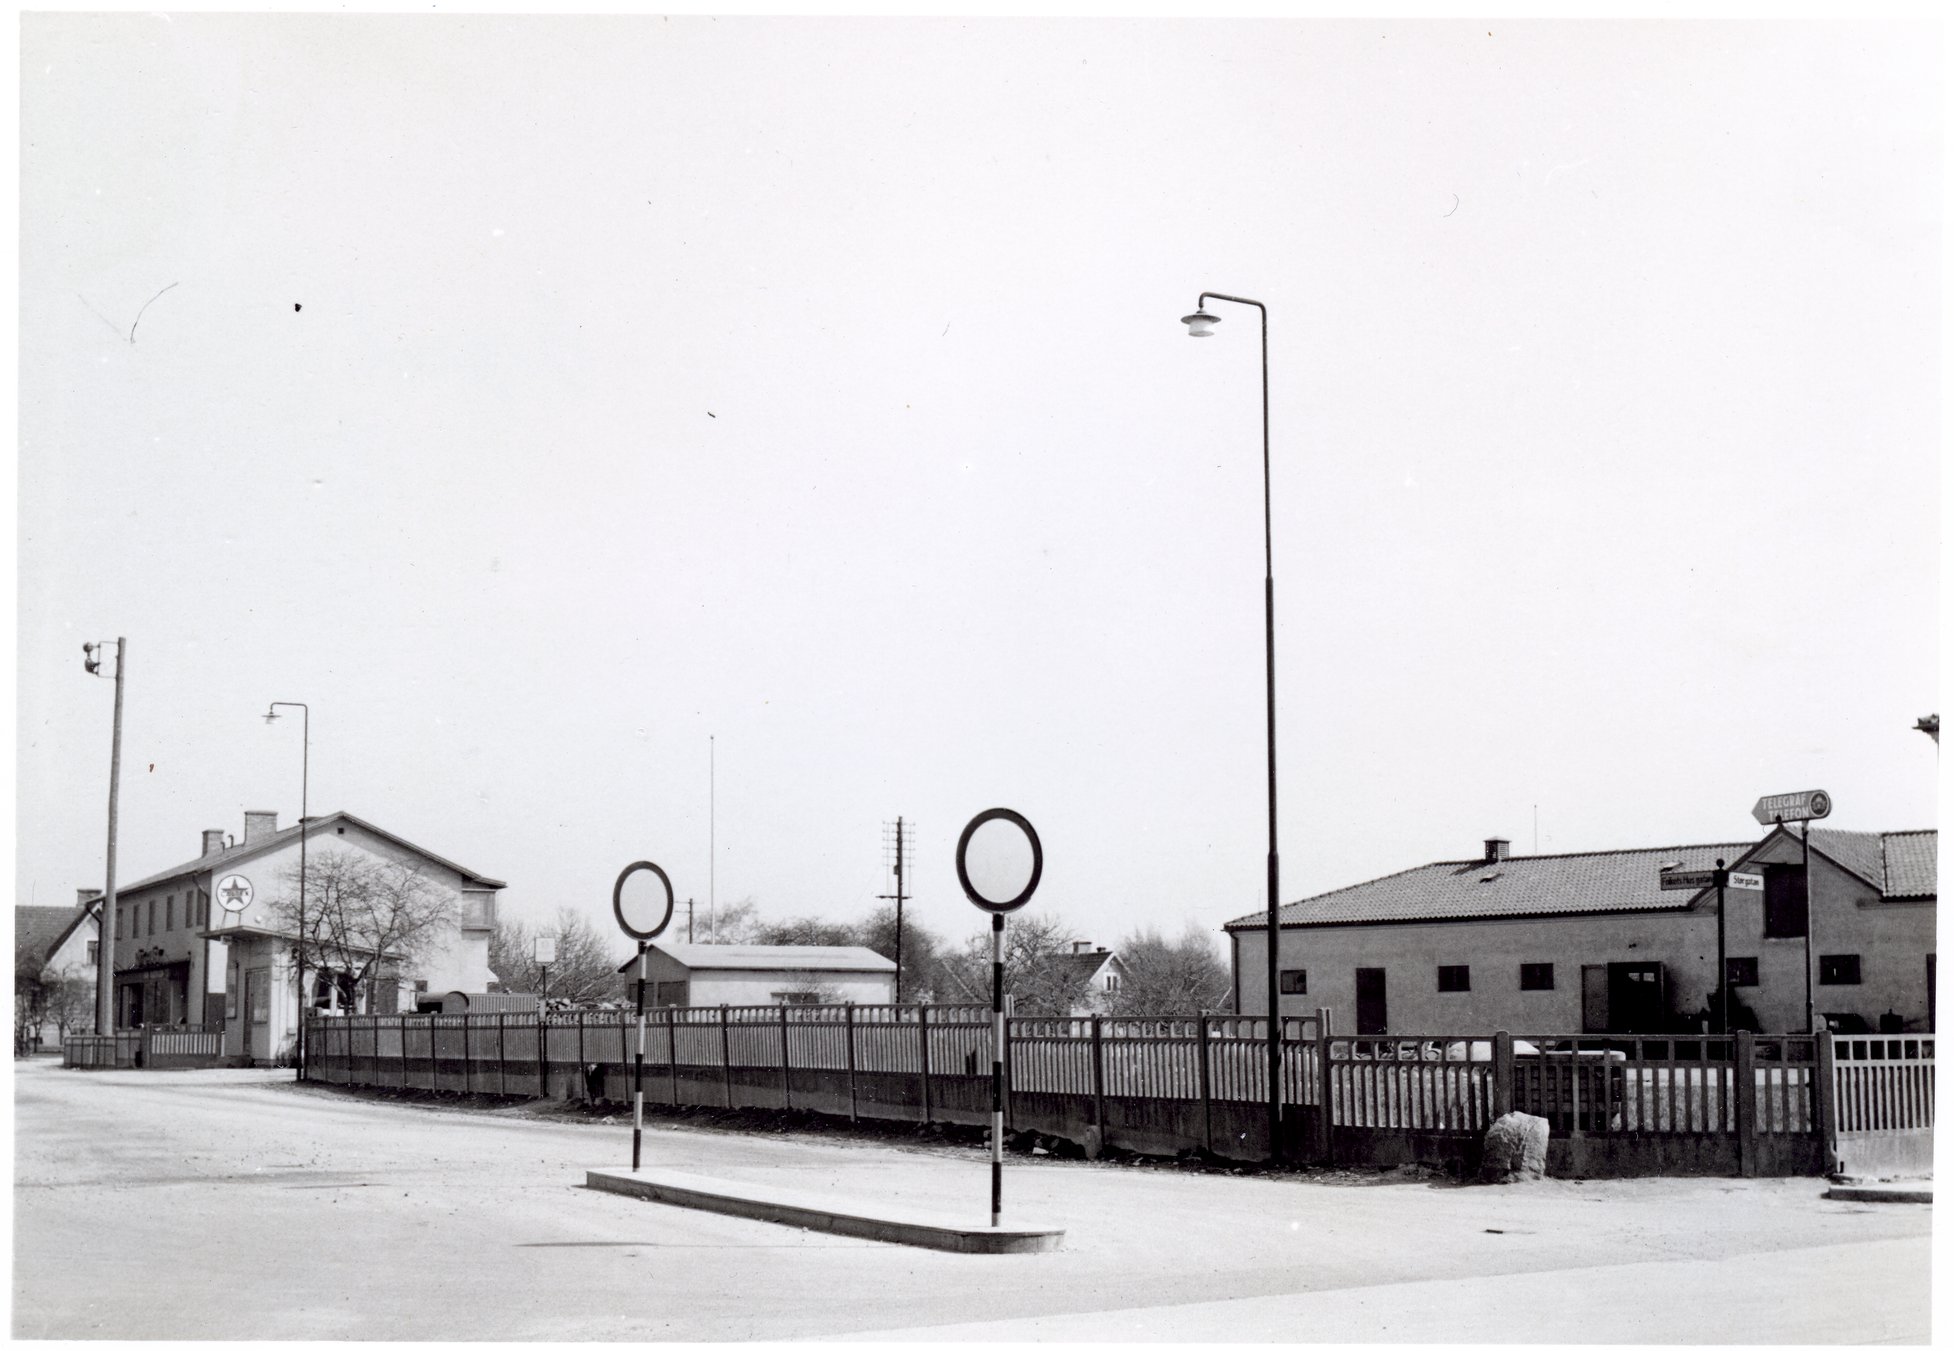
[
  {"left": 13, "top": 892, "right": 102, "bottom": 1054},
  {"left": 615, "top": 944, "right": 897, "bottom": 1007},
  {"left": 111, "top": 810, "right": 505, "bottom": 1063},
  {"left": 1043, "top": 941, "right": 1126, "bottom": 1015},
  {"left": 1224, "top": 825, "right": 1936, "bottom": 1037}
]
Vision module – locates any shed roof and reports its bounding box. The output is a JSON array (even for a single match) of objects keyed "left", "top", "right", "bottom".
[
  {"left": 1225, "top": 828, "right": 1937, "bottom": 930},
  {"left": 616, "top": 943, "right": 897, "bottom": 975}
]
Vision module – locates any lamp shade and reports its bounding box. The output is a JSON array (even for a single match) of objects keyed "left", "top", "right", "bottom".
[{"left": 1181, "top": 309, "right": 1219, "bottom": 337}]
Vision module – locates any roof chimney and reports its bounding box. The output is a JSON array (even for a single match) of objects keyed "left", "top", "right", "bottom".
[
  {"left": 202, "top": 829, "right": 227, "bottom": 857},
  {"left": 1071, "top": 940, "right": 1091, "bottom": 955},
  {"left": 76, "top": 887, "right": 103, "bottom": 909},
  {"left": 1484, "top": 838, "right": 1510, "bottom": 864},
  {"left": 243, "top": 811, "right": 279, "bottom": 844}
]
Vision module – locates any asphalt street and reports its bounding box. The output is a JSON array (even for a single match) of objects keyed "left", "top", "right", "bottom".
[{"left": 9, "top": 1060, "right": 1932, "bottom": 1341}]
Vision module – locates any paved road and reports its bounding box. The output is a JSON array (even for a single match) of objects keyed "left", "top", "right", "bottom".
[{"left": 11, "top": 1060, "right": 1931, "bottom": 1341}]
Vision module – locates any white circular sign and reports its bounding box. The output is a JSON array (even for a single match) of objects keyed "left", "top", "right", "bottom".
[{"left": 216, "top": 874, "right": 255, "bottom": 913}]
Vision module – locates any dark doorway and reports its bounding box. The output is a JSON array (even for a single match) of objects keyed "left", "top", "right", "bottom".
[
  {"left": 1581, "top": 965, "right": 1608, "bottom": 1033},
  {"left": 1355, "top": 967, "right": 1387, "bottom": 1035},
  {"left": 1929, "top": 954, "right": 1936, "bottom": 1032},
  {"left": 1606, "top": 962, "right": 1666, "bottom": 1033}
]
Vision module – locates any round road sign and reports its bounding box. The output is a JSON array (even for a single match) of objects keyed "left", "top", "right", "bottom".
[
  {"left": 215, "top": 874, "right": 255, "bottom": 914},
  {"left": 612, "top": 861, "right": 675, "bottom": 941},
  {"left": 955, "top": 808, "right": 1043, "bottom": 914}
]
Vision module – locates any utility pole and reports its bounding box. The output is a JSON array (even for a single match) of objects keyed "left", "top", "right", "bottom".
[
  {"left": 709, "top": 735, "right": 716, "bottom": 941},
  {"left": 879, "top": 818, "right": 913, "bottom": 1001},
  {"left": 686, "top": 898, "right": 695, "bottom": 943},
  {"left": 84, "top": 639, "right": 126, "bottom": 1036}
]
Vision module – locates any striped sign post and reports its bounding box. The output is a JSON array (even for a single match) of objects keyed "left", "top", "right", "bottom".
[
  {"left": 613, "top": 861, "right": 676, "bottom": 1172},
  {"left": 955, "top": 808, "right": 1044, "bottom": 1228}
]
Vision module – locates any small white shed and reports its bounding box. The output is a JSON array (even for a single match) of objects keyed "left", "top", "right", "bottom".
[{"left": 615, "top": 944, "right": 896, "bottom": 1007}]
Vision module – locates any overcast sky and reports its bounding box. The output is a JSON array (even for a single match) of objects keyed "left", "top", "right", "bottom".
[{"left": 15, "top": 16, "right": 1940, "bottom": 964}]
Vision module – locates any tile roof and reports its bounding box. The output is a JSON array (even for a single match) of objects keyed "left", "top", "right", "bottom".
[
  {"left": 1042, "top": 950, "right": 1120, "bottom": 981},
  {"left": 118, "top": 811, "right": 505, "bottom": 894},
  {"left": 1227, "top": 829, "right": 1938, "bottom": 930},
  {"left": 14, "top": 905, "right": 91, "bottom": 966},
  {"left": 1880, "top": 830, "right": 1938, "bottom": 898}
]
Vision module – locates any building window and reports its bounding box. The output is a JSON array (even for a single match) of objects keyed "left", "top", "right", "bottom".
[
  {"left": 166, "top": 896, "right": 175, "bottom": 931},
  {"left": 1104, "top": 972, "right": 1120, "bottom": 991},
  {"left": 1279, "top": 969, "right": 1307, "bottom": 995},
  {"left": 147, "top": 900, "right": 157, "bottom": 938},
  {"left": 1819, "top": 954, "right": 1862, "bottom": 985},
  {"left": 1437, "top": 965, "right": 1471, "bottom": 993},
  {"left": 87, "top": 941, "right": 99, "bottom": 963},
  {"left": 1519, "top": 962, "right": 1554, "bottom": 991},
  {"left": 1763, "top": 868, "right": 1808, "bottom": 938},
  {"left": 1727, "top": 957, "right": 1760, "bottom": 987}
]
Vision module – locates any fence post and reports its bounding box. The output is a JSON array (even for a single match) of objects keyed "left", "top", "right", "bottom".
[
  {"left": 845, "top": 1004, "right": 859, "bottom": 1123},
  {"left": 1090, "top": 1016, "right": 1106, "bottom": 1130},
  {"left": 780, "top": 1003, "right": 792, "bottom": 1110},
  {"left": 462, "top": 1016, "right": 471, "bottom": 1095},
  {"left": 1813, "top": 1029, "right": 1839, "bottom": 1175},
  {"left": 918, "top": 1005, "right": 932, "bottom": 1124},
  {"left": 538, "top": 1011, "right": 549, "bottom": 1099},
  {"left": 1198, "top": 1013, "right": 1214, "bottom": 1156},
  {"left": 1733, "top": 1030, "right": 1757, "bottom": 1176},
  {"left": 667, "top": 1008, "right": 679, "bottom": 1106},
  {"left": 721, "top": 1005, "right": 733, "bottom": 1109},
  {"left": 498, "top": 1013, "right": 508, "bottom": 1096},
  {"left": 1492, "top": 1030, "right": 1514, "bottom": 1119},
  {"left": 1315, "top": 1006, "right": 1335, "bottom": 1164},
  {"left": 1003, "top": 1000, "right": 1016, "bottom": 1131}
]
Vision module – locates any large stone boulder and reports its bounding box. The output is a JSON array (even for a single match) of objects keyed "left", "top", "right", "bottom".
[{"left": 1479, "top": 1111, "right": 1550, "bottom": 1183}]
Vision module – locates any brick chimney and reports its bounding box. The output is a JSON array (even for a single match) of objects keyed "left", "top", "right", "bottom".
[
  {"left": 1071, "top": 940, "right": 1092, "bottom": 955},
  {"left": 202, "top": 829, "right": 227, "bottom": 857},
  {"left": 1484, "top": 838, "right": 1511, "bottom": 864},
  {"left": 243, "top": 810, "right": 279, "bottom": 844},
  {"left": 76, "top": 887, "right": 103, "bottom": 909}
]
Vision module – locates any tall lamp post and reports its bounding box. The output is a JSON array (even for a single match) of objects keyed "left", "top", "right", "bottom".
[
  {"left": 1180, "top": 292, "right": 1284, "bottom": 1159},
  {"left": 264, "top": 701, "right": 309, "bottom": 1079},
  {"left": 83, "top": 639, "right": 127, "bottom": 1035}
]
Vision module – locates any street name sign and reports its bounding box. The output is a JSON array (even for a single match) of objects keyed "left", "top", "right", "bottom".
[
  {"left": 1658, "top": 868, "right": 1720, "bottom": 891},
  {"left": 1751, "top": 789, "right": 1832, "bottom": 826},
  {"left": 1727, "top": 871, "right": 1764, "bottom": 892}
]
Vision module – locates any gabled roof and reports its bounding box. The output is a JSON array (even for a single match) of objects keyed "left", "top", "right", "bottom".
[
  {"left": 1226, "top": 828, "right": 1937, "bottom": 930},
  {"left": 119, "top": 811, "right": 506, "bottom": 895},
  {"left": 1881, "top": 830, "right": 1938, "bottom": 898},
  {"left": 14, "top": 904, "right": 95, "bottom": 966},
  {"left": 617, "top": 943, "right": 897, "bottom": 975},
  {"left": 1042, "top": 949, "right": 1122, "bottom": 983}
]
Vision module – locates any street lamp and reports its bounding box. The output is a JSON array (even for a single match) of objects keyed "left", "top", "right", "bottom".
[
  {"left": 264, "top": 701, "right": 309, "bottom": 1079},
  {"left": 1179, "top": 291, "right": 1284, "bottom": 1161},
  {"left": 82, "top": 638, "right": 127, "bottom": 1036}
]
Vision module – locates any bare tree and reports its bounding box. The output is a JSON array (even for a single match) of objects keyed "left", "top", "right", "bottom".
[
  {"left": 270, "top": 852, "right": 452, "bottom": 1014},
  {"left": 1105, "top": 923, "right": 1233, "bottom": 1016},
  {"left": 699, "top": 895, "right": 764, "bottom": 944},
  {"left": 936, "top": 912, "right": 1083, "bottom": 1015},
  {"left": 489, "top": 908, "right": 627, "bottom": 1005}
]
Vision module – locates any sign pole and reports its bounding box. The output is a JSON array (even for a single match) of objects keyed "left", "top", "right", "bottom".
[
  {"left": 1714, "top": 859, "right": 1728, "bottom": 1036},
  {"left": 954, "top": 807, "right": 1043, "bottom": 1231},
  {"left": 1800, "top": 821, "right": 1815, "bottom": 1033},
  {"left": 632, "top": 940, "right": 648, "bottom": 1171},
  {"left": 990, "top": 912, "right": 1005, "bottom": 1228}
]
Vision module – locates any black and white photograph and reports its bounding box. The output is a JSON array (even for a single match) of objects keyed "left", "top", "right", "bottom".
[{"left": 10, "top": 11, "right": 1940, "bottom": 1343}]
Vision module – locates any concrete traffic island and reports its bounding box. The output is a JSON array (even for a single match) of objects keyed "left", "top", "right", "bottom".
[
  {"left": 584, "top": 1167, "right": 1066, "bottom": 1254},
  {"left": 1824, "top": 1179, "right": 1933, "bottom": 1205}
]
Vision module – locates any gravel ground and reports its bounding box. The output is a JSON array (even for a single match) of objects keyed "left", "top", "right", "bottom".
[{"left": 11, "top": 1060, "right": 1932, "bottom": 1342}]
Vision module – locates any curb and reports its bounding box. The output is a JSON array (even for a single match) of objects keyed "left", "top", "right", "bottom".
[
  {"left": 584, "top": 1167, "right": 1065, "bottom": 1254},
  {"left": 1824, "top": 1183, "right": 1932, "bottom": 1204}
]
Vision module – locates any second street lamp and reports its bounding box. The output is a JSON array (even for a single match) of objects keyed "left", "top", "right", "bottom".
[
  {"left": 1180, "top": 291, "right": 1284, "bottom": 1161},
  {"left": 264, "top": 701, "right": 309, "bottom": 1079}
]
